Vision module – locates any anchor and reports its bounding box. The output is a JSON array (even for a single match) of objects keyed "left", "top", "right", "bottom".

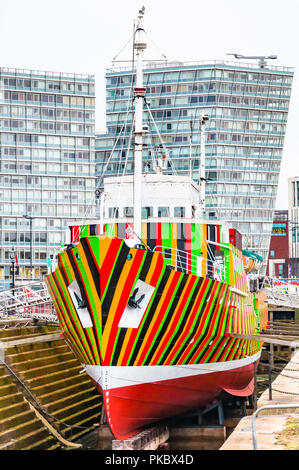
[
  {"left": 74, "top": 292, "right": 86, "bottom": 309},
  {"left": 128, "top": 288, "right": 145, "bottom": 309}
]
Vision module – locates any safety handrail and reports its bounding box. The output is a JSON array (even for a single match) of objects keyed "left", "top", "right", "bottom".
[{"left": 252, "top": 403, "right": 299, "bottom": 450}]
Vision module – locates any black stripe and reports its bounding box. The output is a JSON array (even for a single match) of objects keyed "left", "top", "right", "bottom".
[
  {"left": 207, "top": 225, "right": 216, "bottom": 278},
  {"left": 110, "top": 329, "right": 127, "bottom": 366},
  {"left": 139, "top": 251, "right": 154, "bottom": 281},
  {"left": 176, "top": 222, "right": 186, "bottom": 272},
  {"left": 90, "top": 225, "right": 96, "bottom": 236},
  {"left": 147, "top": 222, "right": 157, "bottom": 250},
  {"left": 58, "top": 256, "right": 70, "bottom": 287}
]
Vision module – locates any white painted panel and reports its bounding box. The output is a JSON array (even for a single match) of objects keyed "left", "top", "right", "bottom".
[
  {"left": 118, "top": 279, "right": 155, "bottom": 329},
  {"left": 68, "top": 279, "right": 93, "bottom": 328},
  {"left": 84, "top": 350, "right": 262, "bottom": 390}
]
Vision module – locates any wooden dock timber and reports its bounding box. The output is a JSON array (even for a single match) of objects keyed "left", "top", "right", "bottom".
[
  {"left": 230, "top": 333, "right": 299, "bottom": 348},
  {"left": 112, "top": 424, "right": 169, "bottom": 450}
]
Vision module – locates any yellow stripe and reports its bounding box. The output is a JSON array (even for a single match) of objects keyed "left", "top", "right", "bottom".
[{"left": 142, "top": 222, "right": 147, "bottom": 245}]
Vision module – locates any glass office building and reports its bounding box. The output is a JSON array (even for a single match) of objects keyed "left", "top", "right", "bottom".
[
  {"left": 96, "top": 60, "right": 294, "bottom": 270},
  {"left": 0, "top": 67, "right": 96, "bottom": 288}
]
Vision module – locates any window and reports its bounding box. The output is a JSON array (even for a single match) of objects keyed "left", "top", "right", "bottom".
[
  {"left": 278, "top": 264, "right": 283, "bottom": 277},
  {"left": 158, "top": 207, "right": 169, "bottom": 217},
  {"left": 270, "top": 250, "right": 275, "bottom": 258},
  {"left": 174, "top": 207, "right": 185, "bottom": 217},
  {"left": 108, "top": 207, "right": 119, "bottom": 218},
  {"left": 142, "top": 207, "right": 153, "bottom": 219},
  {"left": 124, "top": 207, "right": 133, "bottom": 217}
]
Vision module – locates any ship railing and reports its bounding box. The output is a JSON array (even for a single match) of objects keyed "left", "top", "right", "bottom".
[{"left": 153, "top": 245, "right": 227, "bottom": 281}]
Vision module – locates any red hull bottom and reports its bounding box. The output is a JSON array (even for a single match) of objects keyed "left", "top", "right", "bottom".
[{"left": 93, "top": 362, "right": 256, "bottom": 440}]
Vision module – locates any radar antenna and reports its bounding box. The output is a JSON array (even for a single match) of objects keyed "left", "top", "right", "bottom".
[{"left": 227, "top": 53, "right": 277, "bottom": 68}]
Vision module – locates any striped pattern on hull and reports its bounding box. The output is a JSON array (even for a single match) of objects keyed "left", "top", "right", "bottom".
[{"left": 46, "top": 236, "right": 265, "bottom": 369}]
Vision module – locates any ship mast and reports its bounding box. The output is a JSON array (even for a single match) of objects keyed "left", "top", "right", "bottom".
[
  {"left": 133, "top": 7, "right": 147, "bottom": 241},
  {"left": 199, "top": 113, "right": 209, "bottom": 216}
]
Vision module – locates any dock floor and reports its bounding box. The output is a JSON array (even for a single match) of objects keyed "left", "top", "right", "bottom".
[{"left": 221, "top": 349, "right": 299, "bottom": 450}]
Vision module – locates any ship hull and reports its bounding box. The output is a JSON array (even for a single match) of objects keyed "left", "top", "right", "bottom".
[
  {"left": 46, "top": 235, "right": 267, "bottom": 440},
  {"left": 84, "top": 351, "right": 260, "bottom": 440}
]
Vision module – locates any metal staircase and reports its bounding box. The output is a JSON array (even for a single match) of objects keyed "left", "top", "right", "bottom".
[{"left": 0, "top": 282, "right": 57, "bottom": 323}]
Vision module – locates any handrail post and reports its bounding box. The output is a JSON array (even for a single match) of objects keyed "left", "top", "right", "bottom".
[
  {"left": 268, "top": 349, "right": 273, "bottom": 401},
  {"left": 252, "top": 404, "right": 299, "bottom": 450},
  {"left": 253, "top": 360, "right": 258, "bottom": 411}
]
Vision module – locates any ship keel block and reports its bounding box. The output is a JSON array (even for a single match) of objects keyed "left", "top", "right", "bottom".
[{"left": 85, "top": 354, "right": 260, "bottom": 440}]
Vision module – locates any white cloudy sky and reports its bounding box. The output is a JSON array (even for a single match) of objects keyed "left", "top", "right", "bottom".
[{"left": 0, "top": 0, "right": 298, "bottom": 209}]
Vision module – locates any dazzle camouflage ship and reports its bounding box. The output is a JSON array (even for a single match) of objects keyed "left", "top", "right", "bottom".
[{"left": 45, "top": 8, "right": 268, "bottom": 440}]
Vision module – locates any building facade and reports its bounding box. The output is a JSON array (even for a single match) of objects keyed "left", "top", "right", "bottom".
[
  {"left": 0, "top": 67, "right": 96, "bottom": 288},
  {"left": 288, "top": 177, "right": 299, "bottom": 276},
  {"left": 96, "top": 60, "right": 294, "bottom": 271},
  {"left": 266, "top": 210, "right": 289, "bottom": 278}
]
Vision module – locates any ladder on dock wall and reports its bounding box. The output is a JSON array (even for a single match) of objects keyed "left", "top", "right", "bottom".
[{"left": 0, "top": 282, "right": 57, "bottom": 323}]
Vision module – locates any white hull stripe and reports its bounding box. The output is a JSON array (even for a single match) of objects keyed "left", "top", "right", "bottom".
[{"left": 83, "top": 351, "right": 261, "bottom": 391}]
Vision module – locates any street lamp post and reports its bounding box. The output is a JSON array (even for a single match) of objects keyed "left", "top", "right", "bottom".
[
  {"left": 9, "top": 247, "right": 16, "bottom": 294},
  {"left": 23, "top": 214, "right": 34, "bottom": 281}
]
